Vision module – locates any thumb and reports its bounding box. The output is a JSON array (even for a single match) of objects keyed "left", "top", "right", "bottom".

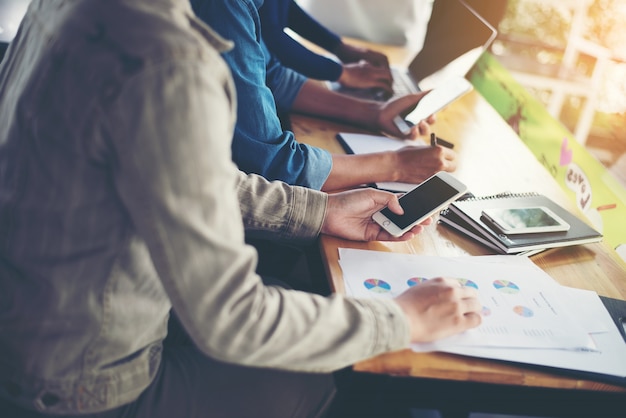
[
  {"left": 383, "top": 193, "right": 405, "bottom": 215},
  {"left": 393, "top": 91, "right": 430, "bottom": 118}
]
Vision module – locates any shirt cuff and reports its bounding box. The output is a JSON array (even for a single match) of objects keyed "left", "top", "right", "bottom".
[
  {"left": 272, "top": 67, "right": 308, "bottom": 111},
  {"left": 295, "top": 146, "right": 332, "bottom": 190},
  {"left": 284, "top": 185, "right": 328, "bottom": 239},
  {"left": 352, "top": 298, "right": 411, "bottom": 353}
]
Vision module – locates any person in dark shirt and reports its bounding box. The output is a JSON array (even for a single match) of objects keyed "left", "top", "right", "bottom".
[{"left": 260, "top": 0, "right": 393, "bottom": 95}]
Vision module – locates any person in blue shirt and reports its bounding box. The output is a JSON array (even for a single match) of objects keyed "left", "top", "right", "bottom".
[
  {"left": 191, "top": 0, "right": 457, "bottom": 192},
  {"left": 259, "top": 0, "right": 393, "bottom": 94}
]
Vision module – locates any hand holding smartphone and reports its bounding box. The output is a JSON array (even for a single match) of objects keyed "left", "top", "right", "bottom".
[
  {"left": 372, "top": 172, "right": 468, "bottom": 237},
  {"left": 393, "top": 76, "right": 473, "bottom": 135}
]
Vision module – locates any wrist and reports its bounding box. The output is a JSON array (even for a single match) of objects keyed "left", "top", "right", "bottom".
[
  {"left": 334, "top": 96, "right": 382, "bottom": 131},
  {"left": 332, "top": 42, "right": 348, "bottom": 61},
  {"left": 377, "top": 151, "right": 402, "bottom": 183},
  {"left": 388, "top": 151, "right": 403, "bottom": 182},
  {"left": 337, "top": 66, "right": 348, "bottom": 84},
  {"left": 360, "top": 101, "right": 384, "bottom": 131},
  {"left": 320, "top": 193, "right": 334, "bottom": 235}
]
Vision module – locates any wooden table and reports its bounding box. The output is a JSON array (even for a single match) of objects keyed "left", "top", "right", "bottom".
[{"left": 289, "top": 40, "right": 626, "bottom": 417}]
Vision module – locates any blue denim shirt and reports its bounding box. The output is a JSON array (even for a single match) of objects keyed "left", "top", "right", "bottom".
[
  {"left": 0, "top": 0, "right": 409, "bottom": 414},
  {"left": 191, "top": 0, "right": 333, "bottom": 189}
]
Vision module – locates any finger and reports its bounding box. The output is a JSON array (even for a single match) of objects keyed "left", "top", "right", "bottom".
[
  {"left": 419, "top": 216, "right": 434, "bottom": 226},
  {"left": 377, "top": 225, "right": 422, "bottom": 242},
  {"left": 440, "top": 149, "right": 458, "bottom": 171},
  {"left": 383, "top": 194, "right": 404, "bottom": 215},
  {"left": 466, "top": 298, "right": 483, "bottom": 317},
  {"left": 459, "top": 289, "right": 481, "bottom": 306},
  {"left": 367, "top": 79, "right": 393, "bottom": 92},
  {"left": 398, "top": 124, "right": 421, "bottom": 140},
  {"left": 462, "top": 312, "right": 483, "bottom": 329},
  {"left": 365, "top": 52, "right": 389, "bottom": 67},
  {"left": 394, "top": 91, "right": 428, "bottom": 112},
  {"left": 386, "top": 119, "right": 417, "bottom": 140},
  {"left": 363, "top": 65, "right": 393, "bottom": 85},
  {"left": 417, "top": 120, "right": 432, "bottom": 136}
]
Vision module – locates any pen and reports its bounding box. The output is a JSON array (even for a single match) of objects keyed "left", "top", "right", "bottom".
[{"left": 430, "top": 132, "right": 454, "bottom": 149}]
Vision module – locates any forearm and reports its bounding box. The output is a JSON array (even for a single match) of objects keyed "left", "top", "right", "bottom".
[
  {"left": 113, "top": 60, "right": 409, "bottom": 372},
  {"left": 291, "top": 79, "right": 381, "bottom": 130},
  {"left": 235, "top": 171, "right": 325, "bottom": 240},
  {"left": 322, "top": 152, "right": 399, "bottom": 192}
]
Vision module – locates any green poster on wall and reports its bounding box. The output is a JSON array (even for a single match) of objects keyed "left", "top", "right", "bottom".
[{"left": 468, "top": 52, "right": 626, "bottom": 263}]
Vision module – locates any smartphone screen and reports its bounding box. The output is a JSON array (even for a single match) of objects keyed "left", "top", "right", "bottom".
[
  {"left": 404, "top": 77, "right": 472, "bottom": 124},
  {"left": 482, "top": 206, "right": 570, "bottom": 234},
  {"left": 394, "top": 77, "right": 472, "bottom": 134},
  {"left": 379, "top": 176, "right": 461, "bottom": 229}
]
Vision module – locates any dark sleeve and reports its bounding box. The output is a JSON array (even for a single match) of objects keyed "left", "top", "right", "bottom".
[
  {"left": 287, "top": 2, "right": 341, "bottom": 52},
  {"left": 259, "top": 0, "right": 342, "bottom": 81}
]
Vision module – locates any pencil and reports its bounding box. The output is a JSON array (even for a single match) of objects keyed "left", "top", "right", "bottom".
[{"left": 430, "top": 133, "right": 454, "bottom": 149}]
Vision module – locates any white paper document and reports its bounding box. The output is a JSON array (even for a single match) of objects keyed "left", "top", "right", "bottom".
[
  {"left": 338, "top": 249, "right": 626, "bottom": 381},
  {"left": 339, "top": 249, "right": 594, "bottom": 351},
  {"left": 441, "top": 287, "right": 626, "bottom": 381}
]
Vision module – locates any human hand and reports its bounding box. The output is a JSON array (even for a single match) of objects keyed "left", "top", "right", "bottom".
[
  {"left": 338, "top": 61, "right": 393, "bottom": 94},
  {"left": 394, "top": 277, "right": 482, "bottom": 343},
  {"left": 392, "top": 145, "right": 458, "bottom": 184},
  {"left": 376, "top": 92, "right": 437, "bottom": 139},
  {"left": 321, "top": 188, "right": 432, "bottom": 241},
  {"left": 333, "top": 42, "right": 390, "bottom": 68}
]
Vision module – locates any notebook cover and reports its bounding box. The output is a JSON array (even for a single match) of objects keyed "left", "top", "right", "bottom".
[
  {"left": 445, "top": 192, "right": 602, "bottom": 253},
  {"left": 438, "top": 208, "right": 546, "bottom": 256}
]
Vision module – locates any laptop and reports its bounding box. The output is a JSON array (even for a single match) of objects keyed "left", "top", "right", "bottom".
[{"left": 328, "top": 0, "right": 498, "bottom": 101}]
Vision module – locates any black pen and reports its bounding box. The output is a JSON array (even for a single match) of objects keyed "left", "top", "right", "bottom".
[{"left": 430, "top": 132, "right": 454, "bottom": 149}]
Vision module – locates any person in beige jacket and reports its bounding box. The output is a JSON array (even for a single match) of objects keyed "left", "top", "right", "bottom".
[{"left": 0, "top": 1, "right": 482, "bottom": 417}]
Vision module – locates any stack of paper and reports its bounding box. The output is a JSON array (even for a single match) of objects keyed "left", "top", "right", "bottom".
[{"left": 338, "top": 248, "right": 626, "bottom": 384}]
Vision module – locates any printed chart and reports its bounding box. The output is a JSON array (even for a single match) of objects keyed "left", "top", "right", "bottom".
[{"left": 339, "top": 249, "right": 594, "bottom": 351}]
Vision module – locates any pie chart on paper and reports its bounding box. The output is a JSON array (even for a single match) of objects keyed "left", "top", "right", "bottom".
[
  {"left": 407, "top": 277, "right": 428, "bottom": 287},
  {"left": 492, "top": 279, "right": 520, "bottom": 294},
  {"left": 513, "top": 305, "right": 534, "bottom": 318},
  {"left": 457, "top": 278, "right": 479, "bottom": 289},
  {"left": 363, "top": 278, "right": 392, "bottom": 294}
]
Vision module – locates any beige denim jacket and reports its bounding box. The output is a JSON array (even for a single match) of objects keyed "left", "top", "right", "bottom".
[{"left": 0, "top": 0, "right": 410, "bottom": 414}]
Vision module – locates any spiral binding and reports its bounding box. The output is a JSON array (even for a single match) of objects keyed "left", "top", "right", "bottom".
[{"left": 458, "top": 191, "right": 541, "bottom": 202}]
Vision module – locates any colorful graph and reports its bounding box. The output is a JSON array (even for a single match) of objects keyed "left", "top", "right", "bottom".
[
  {"left": 407, "top": 277, "right": 428, "bottom": 287},
  {"left": 363, "top": 278, "right": 391, "bottom": 293},
  {"left": 493, "top": 279, "right": 520, "bottom": 294},
  {"left": 457, "top": 278, "right": 479, "bottom": 289},
  {"left": 513, "top": 305, "right": 534, "bottom": 318}
]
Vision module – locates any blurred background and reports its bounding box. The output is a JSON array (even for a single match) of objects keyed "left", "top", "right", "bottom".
[
  {"left": 2, "top": 0, "right": 624, "bottom": 187},
  {"left": 299, "top": 0, "right": 625, "bottom": 188},
  {"left": 492, "top": 0, "right": 626, "bottom": 188}
]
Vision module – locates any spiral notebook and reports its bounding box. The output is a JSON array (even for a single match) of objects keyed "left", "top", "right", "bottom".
[{"left": 439, "top": 192, "right": 603, "bottom": 254}]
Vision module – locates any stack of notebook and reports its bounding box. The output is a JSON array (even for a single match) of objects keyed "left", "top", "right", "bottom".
[{"left": 439, "top": 192, "right": 603, "bottom": 256}]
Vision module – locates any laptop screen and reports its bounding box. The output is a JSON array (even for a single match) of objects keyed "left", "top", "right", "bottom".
[{"left": 408, "top": 0, "right": 498, "bottom": 90}]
